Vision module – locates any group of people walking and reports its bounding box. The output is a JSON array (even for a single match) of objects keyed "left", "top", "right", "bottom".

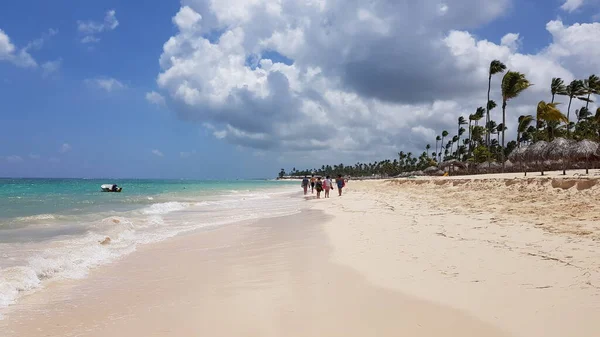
[{"left": 301, "top": 174, "right": 346, "bottom": 199}]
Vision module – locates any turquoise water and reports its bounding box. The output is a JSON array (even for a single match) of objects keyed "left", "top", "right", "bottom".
[
  {"left": 0, "top": 178, "right": 301, "bottom": 317},
  {"left": 0, "top": 178, "right": 296, "bottom": 221}
]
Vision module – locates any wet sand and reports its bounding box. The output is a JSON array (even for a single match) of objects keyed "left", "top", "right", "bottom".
[{"left": 2, "top": 210, "right": 506, "bottom": 337}]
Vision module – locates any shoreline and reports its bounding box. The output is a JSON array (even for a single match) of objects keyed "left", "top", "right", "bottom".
[
  {"left": 3, "top": 176, "right": 600, "bottom": 336},
  {"left": 1, "top": 209, "right": 507, "bottom": 337}
]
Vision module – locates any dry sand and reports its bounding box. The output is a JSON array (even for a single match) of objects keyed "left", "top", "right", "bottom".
[
  {"left": 2, "top": 170, "right": 600, "bottom": 336},
  {"left": 313, "top": 172, "right": 600, "bottom": 337}
]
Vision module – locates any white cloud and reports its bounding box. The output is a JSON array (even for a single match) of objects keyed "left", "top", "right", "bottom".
[
  {"left": 85, "top": 77, "right": 126, "bottom": 92},
  {"left": 0, "top": 29, "right": 37, "bottom": 68},
  {"left": 77, "top": 10, "right": 119, "bottom": 43},
  {"left": 151, "top": 2, "right": 599, "bottom": 165},
  {"left": 48, "top": 157, "right": 60, "bottom": 163},
  {"left": 42, "top": 59, "right": 62, "bottom": 77},
  {"left": 152, "top": 149, "right": 164, "bottom": 157},
  {"left": 6, "top": 155, "right": 23, "bottom": 163},
  {"left": 28, "top": 154, "right": 40, "bottom": 159},
  {"left": 24, "top": 28, "right": 58, "bottom": 51},
  {"left": 146, "top": 91, "right": 166, "bottom": 106},
  {"left": 561, "top": 0, "right": 585, "bottom": 12},
  {"left": 60, "top": 143, "right": 71, "bottom": 153}
]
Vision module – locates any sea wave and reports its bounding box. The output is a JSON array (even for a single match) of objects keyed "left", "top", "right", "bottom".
[
  {"left": 0, "top": 185, "right": 301, "bottom": 319},
  {"left": 141, "top": 201, "right": 190, "bottom": 215}
]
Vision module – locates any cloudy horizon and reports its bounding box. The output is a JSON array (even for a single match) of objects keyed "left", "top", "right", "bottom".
[{"left": 1, "top": 0, "right": 599, "bottom": 178}]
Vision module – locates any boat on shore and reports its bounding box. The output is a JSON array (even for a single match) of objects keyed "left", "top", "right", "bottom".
[{"left": 101, "top": 184, "right": 122, "bottom": 192}]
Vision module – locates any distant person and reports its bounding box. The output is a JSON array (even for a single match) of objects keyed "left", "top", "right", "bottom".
[
  {"left": 301, "top": 176, "right": 309, "bottom": 195},
  {"left": 315, "top": 177, "right": 323, "bottom": 199},
  {"left": 336, "top": 174, "right": 345, "bottom": 196},
  {"left": 324, "top": 175, "right": 333, "bottom": 198},
  {"left": 310, "top": 174, "right": 316, "bottom": 194}
]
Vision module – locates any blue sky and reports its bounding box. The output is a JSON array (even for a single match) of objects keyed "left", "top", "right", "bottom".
[{"left": 1, "top": 0, "right": 598, "bottom": 178}]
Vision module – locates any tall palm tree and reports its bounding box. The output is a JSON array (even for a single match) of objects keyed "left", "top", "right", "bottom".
[
  {"left": 550, "top": 77, "right": 567, "bottom": 103},
  {"left": 501, "top": 71, "right": 531, "bottom": 169},
  {"left": 517, "top": 115, "right": 534, "bottom": 146},
  {"left": 564, "top": 80, "right": 587, "bottom": 134},
  {"left": 457, "top": 116, "right": 467, "bottom": 153},
  {"left": 451, "top": 135, "right": 459, "bottom": 156},
  {"left": 426, "top": 144, "right": 431, "bottom": 158},
  {"left": 583, "top": 74, "right": 599, "bottom": 110},
  {"left": 487, "top": 60, "right": 507, "bottom": 146},
  {"left": 536, "top": 101, "right": 567, "bottom": 141},
  {"left": 435, "top": 135, "right": 441, "bottom": 161},
  {"left": 441, "top": 130, "right": 449, "bottom": 161}
]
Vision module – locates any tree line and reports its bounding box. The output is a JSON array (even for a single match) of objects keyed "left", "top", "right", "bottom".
[{"left": 279, "top": 61, "right": 599, "bottom": 178}]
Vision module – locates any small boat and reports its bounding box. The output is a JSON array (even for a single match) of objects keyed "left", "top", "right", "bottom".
[{"left": 101, "top": 184, "right": 122, "bottom": 192}]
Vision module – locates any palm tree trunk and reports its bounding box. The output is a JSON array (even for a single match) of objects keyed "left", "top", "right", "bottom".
[
  {"left": 551, "top": 93, "right": 555, "bottom": 104},
  {"left": 567, "top": 96, "right": 573, "bottom": 135},
  {"left": 468, "top": 121, "right": 472, "bottom": 156},
  {"left": 501, "top": 102, "right": 506, "bottom": 171},
  {"left": 441, "top": 136, "right": 445, "bottom": 160},
  {"left": 435, "top": 141, "right": 438, "bottom": 162},
  {"left": 486, "top": 74, "right": 492, "bottom": 146},
  {"left": 586, "top": 93, "right": 591, "bottom": 110}
]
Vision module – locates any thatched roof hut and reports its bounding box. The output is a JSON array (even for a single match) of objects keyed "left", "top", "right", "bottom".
[
  {"left": 545, "top": 137, "right": 574, "bottom": 161},
  {"left": 439, "top": 160, "right": 467, "bottom": 169},
  {"left": 525, "top": 141, "right": 549, "bottom": 175},
  {"left": 508, "top": 145, "right": 528, "bottom": 162},
  {"left": 545, "top": 138, "right": 574, "bottom": 175},
  {"left": 571, "top": 139, "right": 599, "bottom": 174},
  {"left": 572, "top": 139, "right": 599, "bottom": 160},
  {"left": 424, "top": 166, "right": 438, "bottom": 174}
]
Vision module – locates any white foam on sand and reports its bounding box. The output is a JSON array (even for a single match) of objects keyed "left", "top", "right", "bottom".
[{"left": 0, "top": 187, "right": 301, "bottom": 319}]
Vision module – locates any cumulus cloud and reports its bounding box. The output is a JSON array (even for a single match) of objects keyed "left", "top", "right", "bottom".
[
  {"left": 77, "top": 10, "right": 119, "bottom": 43},
  {"left": 151, "top": 1, "right": 599, "bottom": 164},
  {"left": 85, "top": 77, "right": 126, "bottom": 92},
  {"left": 146, "top": 91, "right": 166, "bottom": 106},
  {"left": 0, "top": 29, "right": 37, "bottom": 67},
  {"left": 60, "top": 143, "right": 71, "bottom": 153},
  {"left": 561, "top": 0, "right": 585, "bottom": 12},
  {"left": 152, "top": 149, "right": 164, "bottom": 157}
]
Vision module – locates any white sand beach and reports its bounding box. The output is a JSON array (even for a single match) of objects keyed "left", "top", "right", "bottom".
[{"left": 2, "top": 171, "right": 600, "bottom": 337}]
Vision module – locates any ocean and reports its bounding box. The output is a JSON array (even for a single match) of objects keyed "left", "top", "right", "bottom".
[{"left": 0, "top": 178, "right": 301, "bottom": 317}]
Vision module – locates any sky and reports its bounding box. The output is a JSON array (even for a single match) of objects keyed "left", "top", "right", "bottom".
[{"left": 1, "top": 0, "right": 599, "bottom": 179}]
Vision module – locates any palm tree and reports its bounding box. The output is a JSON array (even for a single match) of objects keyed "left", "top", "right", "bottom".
[
  {"left": 517, "top": 115, "right": 533, "bottom": 146},
  {"left": 441, "top": 130, "right": 449, "bottom": 161},
  {"left": 487, "top": 60, "right": 507, "bottom": 146},
  {"left": 451, "top": 135, "right": 459, "bottom": 156},
  {"left": 426, "top": 144, "right": 431, "bottom": 158},
  {"left": 435, "top": 135, "right": 441, "bottom": 161},
  {"left": 536, "top": 101, "right": 567, "bottom": 141},
  {"left": 550, "top": 77, "right": 567, "bottom": 103},
  {"left": 583, "top": 74, "right": 599, "bottom": 110},
  {"left": 564, "top": 80, "right": 587, "bottom": 134},
  {"left": 457, "top": 116, "right": 467, "bottom": 154},
  {"left": 501, "top": 71, "right": 531, "bottom": 169}
]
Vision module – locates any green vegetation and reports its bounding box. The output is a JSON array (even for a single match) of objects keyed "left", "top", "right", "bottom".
[{"left": 279, "top": 61, "right": 599, "bottom": 178}]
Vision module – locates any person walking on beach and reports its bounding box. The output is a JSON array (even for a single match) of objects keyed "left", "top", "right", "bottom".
[
  {"left": 315, "top": 177, "right": 324, "bottom": 199},
  {"left": 323, "top": 175, "right": 332, "bottom": 198},
  {"left": 310, "top": 174, "right": 316, "bottom": 194},
  {"left": 336, "top": 174, "right": 345, "bottom": 196},
  {"left": 301, "top": 176, "right": 309, "bottom": 195}
]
